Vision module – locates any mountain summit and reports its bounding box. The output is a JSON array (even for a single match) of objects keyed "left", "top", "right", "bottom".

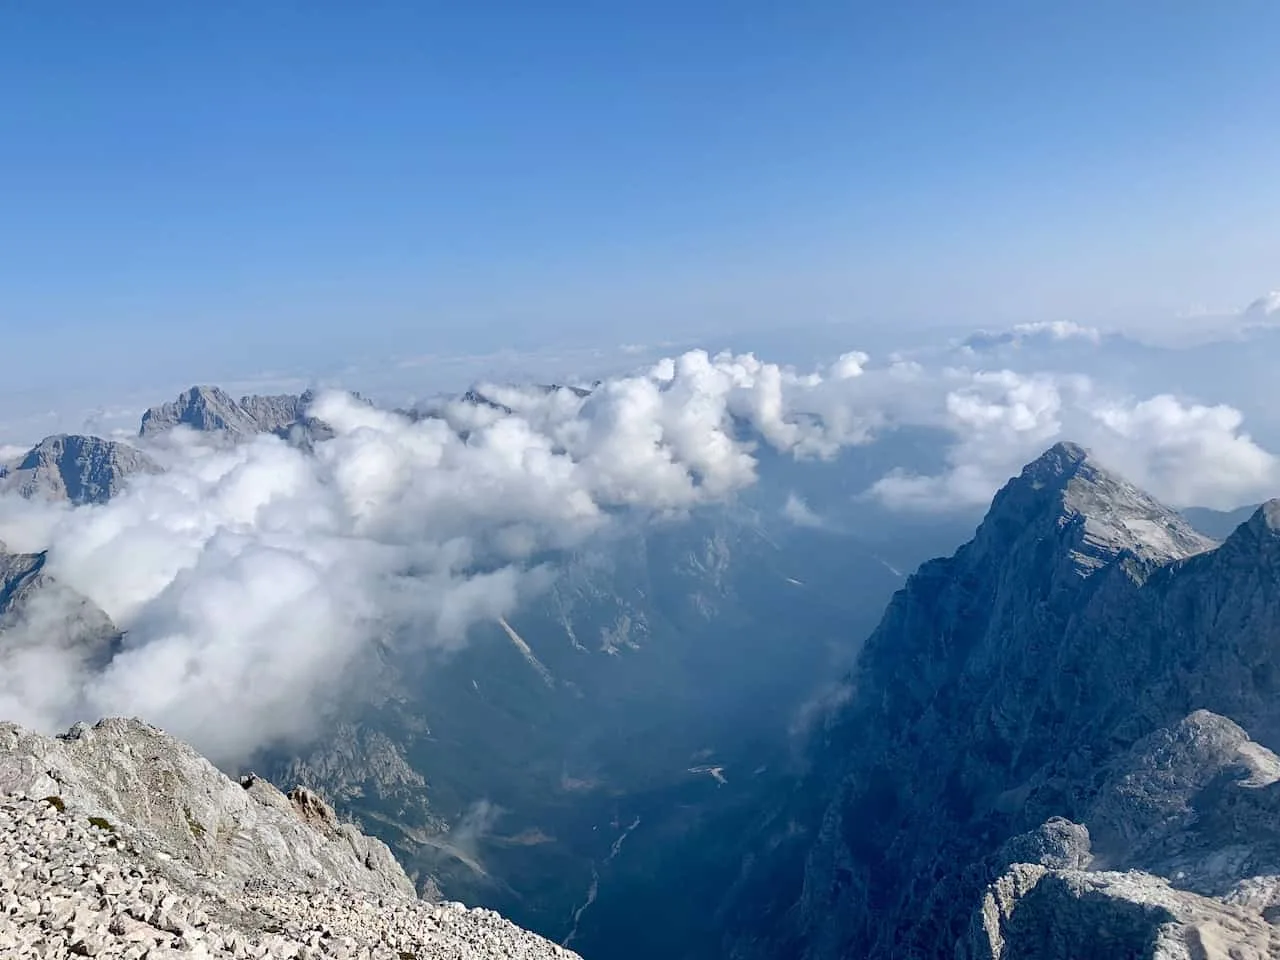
[
  {"left": 139, "top": 386, "right": 321, "bottom": 440},
  {"left": 723, "top": 442, "right": 1280, "bottom": 959},
  {"left": 0, "top": 434, "right": 158, "bottom": 505},
  {"left": 980, "top": 440, "right": 1216, "bottom": 571}
]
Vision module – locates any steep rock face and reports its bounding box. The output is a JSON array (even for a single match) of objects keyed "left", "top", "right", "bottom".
[
  {"left": 961, "top": 710, "right": 1280, "bottom": 958},
  {"left": 139, "top": 386, "right": 330, "bottom": 443},
  {"left": 139, "top": 386, "right": 263, "bottom": 438},
  {"left": 0, "top": 543, "right": 119, "bottom": 681},
  {"left": 960, "top": 864, "right": 1278, "bottom": 960},
  {"left": 0, "top": 434, "right": 159, "bottom": 505},
  {"left": 728, "top": 444, "right": 1280, "bottom": 959}
]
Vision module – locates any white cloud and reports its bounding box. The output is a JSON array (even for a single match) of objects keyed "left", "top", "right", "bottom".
[
  {"left": 2, "top": 343, "right": 1277, "bottom": 764},
  {"left": 956, "top": 321, "right": 1102, "bottom": 357},
  {"left": 0, "top": 349, "right": 875, "bottom": 763},
  {"left": 867, "top": 370, "right": 1279, "bottom": 513},
  {"left": 782, "top": 493, "right": 823, "bottom": 529},
  {"left": 1243, "top": 291, "right": 1280, "bottom": 328},
  {"left": 1086, "top": 396, "right": 1279, "bottom": 509}
]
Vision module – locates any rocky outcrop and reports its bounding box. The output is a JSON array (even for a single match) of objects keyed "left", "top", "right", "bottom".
[
  {"left": 0, "top": 718, "right": 412, "bottom": 899},
  {"left": 725, "top": 443, "right": 1280, "bottom": 959},
  {"left": 0, "top": 435, "right": 159, "bottom": 505},
  {"left": 960, "top": 709, "right": 1280, "bottom": 958},
  {"left": 0, "top": 718, "right": 578, "bottom": 959},
  {"left": 960, "top": 864, "right": 1278, "bottom": 960}
]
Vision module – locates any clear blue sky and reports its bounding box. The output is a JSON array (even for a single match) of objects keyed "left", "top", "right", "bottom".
[{"left": 3, "top": 1, "right": 1279, "bottom": 389}]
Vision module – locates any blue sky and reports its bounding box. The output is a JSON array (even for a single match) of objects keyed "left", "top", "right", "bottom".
[{"left": 3, "top": 1, "right": 1280, "bottom": 400}]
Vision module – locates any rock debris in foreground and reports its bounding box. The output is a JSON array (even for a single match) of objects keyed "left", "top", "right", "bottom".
[
  {"left": 0, "top": 716, "right": 578, "bottom": 960},
  {"left": 0, "top": 794, "right": 577, "bottom": 960}
]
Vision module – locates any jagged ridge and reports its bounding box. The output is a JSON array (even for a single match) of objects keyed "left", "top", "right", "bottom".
[
  {"left": 723, "top": 443, "right": 1280, "bottom": 960},
  {"left": 0, "top": 435, "right": 159, "bottom": 506}
]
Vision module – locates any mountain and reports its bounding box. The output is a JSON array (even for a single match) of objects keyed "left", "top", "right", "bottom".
[
  {"left": 0, "top": 717, "right": 576, "bottom": 959},
  {"left": 957, "top": 710, "right": 1280, "bottom": 958},
  {"left": 261, "top": 505, "right": 939, "bottom": 959},
  {"left": 720, "top": 444, "right": 1280, "bottom": 959},
  {"left": 1182, "top": 501, "right": 1264, "bottom": 541},
  {"left": 138, "top": 385, "right": 332, "bottom": 443},
  {"left": 1, "top": 540, "right": 119, "bottom": 673},
  {"left": 0, "top": 434, "right": 159, "bottom": 505}
]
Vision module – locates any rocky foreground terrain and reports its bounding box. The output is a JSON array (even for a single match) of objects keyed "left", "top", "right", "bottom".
[{"left": 0, "top": 719, "right": 578, "bottom": 960}]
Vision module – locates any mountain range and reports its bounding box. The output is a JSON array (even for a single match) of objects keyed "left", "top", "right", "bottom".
[{"left": 3, "top": 385, "right": 1280, "bottom": 958}]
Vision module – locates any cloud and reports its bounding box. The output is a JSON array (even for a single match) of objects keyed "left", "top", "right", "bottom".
[
  {"left": 1242, "top": 291, "right": 1280, "bottom": 329},
  {"left": 867, "top": 370, "right": 1279, "bottom": 513},
  {"left": 1086, "top": 396, "right": 1279, "bottom": 509},
  {"left": 1, "top": 341, "right": 1277, "bottom": 765},
  {"left": 782, "top": 493, "right": 824, "bottom": 529},
  {"left": 957, "top": 320, "right": 1102, "bottom": 355},
  {"left": 0, "top": 350, "right": 882, "bottom": 763}
]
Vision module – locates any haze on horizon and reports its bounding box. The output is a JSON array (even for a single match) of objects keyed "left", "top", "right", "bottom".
[{"left": 3, "top": 3, "right": 1279, "bottom": 417}]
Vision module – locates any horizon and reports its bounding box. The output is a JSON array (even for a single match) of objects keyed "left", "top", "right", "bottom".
[{"left": 4, "top": 4, "right": 1280, "bottom": 417}]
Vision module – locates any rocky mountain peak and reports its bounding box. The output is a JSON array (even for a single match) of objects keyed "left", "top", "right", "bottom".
[
  {"left": 1023, "top": 439, "right": 1090, "bottom": 480},
  {"left": 730, "top": 443, "right": 1280, "bottom": 959},
  {"left": 978, "top": 441, "right": 1215, "bottom": 573},
  {"left": 1209, "top": 499, "right": 1280, "bottom": 568},
  {"left": 0, "top": 434, "right": 159, "bottom": 505},
  {"left": 138, "top": 385, "right": 333, "bottom": 446},
  {"left": 139, "top": 385, "right": 262, "bottom": 438}
]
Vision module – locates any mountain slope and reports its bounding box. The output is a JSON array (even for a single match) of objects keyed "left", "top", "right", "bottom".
[
  {"left": 0, "top": 434, "right": 159, "bottom": 505},
  {"left": 138, "top": 385, "right": 331, "bottom": 442},
  {"left": 0, "top": 717, "right": 578, "bottom": 959},
  {"left": 1, "top": 541, "right": 120, "bottom": 706},
  {"left": 264, "top": 507, "right": 918, "bottom": 959},
  {"left": 723, "top": 444, "right": 1280, "bottom": 959}
]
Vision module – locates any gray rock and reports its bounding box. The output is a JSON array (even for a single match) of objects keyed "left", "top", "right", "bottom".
[
  {"left": 724, "top": 443, "right": 1280, "bottom": 959},
  {"left": 138, "top": 387, "right": 333, "bottom": 445},
  {"left": 0, "top": 718, "right": 413, "bottom": 899},
  {"left": 0, "top": 544, "right": 119, "bottom": 668},
  {"left": 959, "top": 864, "right": 1280, "bottom": 960},
  {"left": 0, "top": 435, "right": 159, "bottom": 505},
  {"left": 139, "top": 386, "right": 264, "bottom": 439},
  {"left": 0, "top": 746, "right": 578, "bottom": 959},
  {"left": 994, "top": 817, "right": 1093, "bottom": 873}
]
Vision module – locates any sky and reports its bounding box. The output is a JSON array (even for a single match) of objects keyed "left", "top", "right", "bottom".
[
  {"left": 3, "top": 3, "right": 1280, "bottom": 758},
  {"left": 3, "top": 1, "right": 1280, "bottom": 403}
]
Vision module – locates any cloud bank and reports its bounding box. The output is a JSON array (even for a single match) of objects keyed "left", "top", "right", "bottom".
[{"left": 1, "top": 342, "right": 1277, "bottom": 765}]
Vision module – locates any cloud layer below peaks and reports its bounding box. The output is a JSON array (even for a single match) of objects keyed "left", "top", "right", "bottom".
[{"left": 0, "top": 345, "right": 1275, "bottom": 764}]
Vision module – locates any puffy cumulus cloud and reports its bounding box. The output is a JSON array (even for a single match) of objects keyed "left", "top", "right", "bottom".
[
  {"left": 868, "top": 369, "right": 1280, "bottom": 514},
  {"left": 0, "top": 349, "right": 887, "bottom": 764},
  {"left": 2, "top": 344, "right": 1277, "bottom": 763},
  {"left": 1011, "top": 320, "right": 1102, "bottom": 343},
  {"left": 782, "top": 493, "right": 823, "bottom": 529},
  {"left": 868, "top": 370, "right": 1074, "bottom": 511},
  {"left": 1086, "top": 396, "right": 1279, "bottom": 509},
  {"left": 830, "top": 351, "right": 870, "bottom": 380}
]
